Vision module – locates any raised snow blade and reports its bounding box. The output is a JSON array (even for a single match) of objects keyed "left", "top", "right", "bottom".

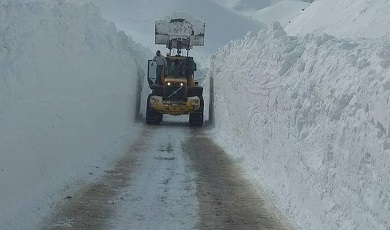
[{"left": 155, "top": 18, "right": 205, "bottom": 49}]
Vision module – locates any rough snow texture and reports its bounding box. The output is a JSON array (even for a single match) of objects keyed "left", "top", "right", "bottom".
[
  {"left": 285, "top": 0, "right": 390, "bottom": 39},
  {"left": 0, "top": 1, "right": 146, "bottom": 228},
  {"left": 209, "top": 22, "right": 390, "bottom": 230}
]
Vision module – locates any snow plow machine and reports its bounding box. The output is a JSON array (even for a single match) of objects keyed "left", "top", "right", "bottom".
[{"left": 146, "top": 18, "right": 206, "bottom": 126}]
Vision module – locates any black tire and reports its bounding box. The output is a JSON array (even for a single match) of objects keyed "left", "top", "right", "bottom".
[
  {"left": 189, "top": 96, "right": 204, "bottom": 127},
  {"left": 146, "top": 94, "right": 163, "bottom": 125}
]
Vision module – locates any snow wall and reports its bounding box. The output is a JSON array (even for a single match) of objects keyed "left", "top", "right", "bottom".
[
  {"left": 209, "top": 22, "right": 390, "bottom": 230},
  {"left": 0, "top": 1, "right": 148, "bottom": 228}
]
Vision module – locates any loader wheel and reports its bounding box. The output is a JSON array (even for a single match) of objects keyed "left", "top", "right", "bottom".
[
  {"left": 189, "top": 96, "right": 204, "bottom": 127},
  {"left": 146, "top": 94, "right": 163, "bottom": 125}
]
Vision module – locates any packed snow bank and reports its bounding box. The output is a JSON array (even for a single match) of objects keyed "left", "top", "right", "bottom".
[
  {"left": 285, "top": 0, "right": 390, "bottom": 38},
  {"left": 0, "top": 1, "right": 146, "bottom": 228},
  {"left": 209, "top": 22, "right": 390, "bottom": 229}
]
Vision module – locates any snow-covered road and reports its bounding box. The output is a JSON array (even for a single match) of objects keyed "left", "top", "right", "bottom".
[{"left": 38, "top": 120, "right": 290, "bottom": 230}]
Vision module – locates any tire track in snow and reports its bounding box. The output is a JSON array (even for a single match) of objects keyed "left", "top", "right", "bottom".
[
  {"left": 39, "top": 127, "right": 153, "bottom": 230},
  {"left": 185, "top": 128, "right": 291, "bottom": 230},
  {"left": 39, "top": 121, "right": 292, "bottom": 229},
  {"left": 109, "top": 121, "right": 198, "bottom": 230}
]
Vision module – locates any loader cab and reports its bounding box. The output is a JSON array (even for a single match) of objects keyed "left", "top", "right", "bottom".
[
  {"left": 165, "top": 56, "right": 197, "bottom": 86},
  {"left": 148, "top": 56, "right": 197, "bottom": 87},
  {"left": 166, "top": 57, "right": 186, "bottom": 78}
]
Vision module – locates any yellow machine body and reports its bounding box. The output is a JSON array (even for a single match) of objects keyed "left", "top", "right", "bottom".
[{"left": 149, "top": 94, "right": 200, "bottom": 115}]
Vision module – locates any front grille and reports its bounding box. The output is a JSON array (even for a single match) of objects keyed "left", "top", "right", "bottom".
[{"left": 163, "top": 85, "right": 187, "bottom": 101}]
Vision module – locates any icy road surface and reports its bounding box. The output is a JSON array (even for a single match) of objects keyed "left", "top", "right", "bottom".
[{"left": 39, "top": 120, "right": 290, "bottom": 230}]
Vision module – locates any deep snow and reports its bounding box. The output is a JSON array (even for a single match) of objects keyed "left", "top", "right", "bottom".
[
  {"left": 0, "top": 1, "right": 148, "bottom": 228},
  {"left": 208, "top": 22, "right": 390, "bottom": 230}
]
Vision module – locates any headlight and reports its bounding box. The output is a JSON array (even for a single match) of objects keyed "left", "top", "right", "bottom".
[
  {"left": 180, "top": 83, "right": 184, "bottom": 86},
  {"left": 191, "top": 100, "right": 199, "bottom": 105},
  {"left": 167, "top": 82, "right": 171, "bottom": 86}
]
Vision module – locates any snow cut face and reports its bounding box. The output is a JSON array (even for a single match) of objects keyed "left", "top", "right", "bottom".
[
  {"left": 209, "top": 22, "right": 390, "bottom": 230},
  {"left": 0, "top": 1, "right": 147, "bottom": 229}
]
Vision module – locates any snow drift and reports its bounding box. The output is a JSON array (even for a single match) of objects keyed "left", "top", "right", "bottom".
[
  {"left": 0, "top": 1, "right": 146, "bottom": 228},
  {"left": 209, "top": 22, "right": 390, "bottom": 229}
]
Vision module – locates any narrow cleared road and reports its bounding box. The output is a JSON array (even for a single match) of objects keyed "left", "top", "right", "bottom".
[{"left": 39, "top": 121, "right": 291, "bottom": 230}]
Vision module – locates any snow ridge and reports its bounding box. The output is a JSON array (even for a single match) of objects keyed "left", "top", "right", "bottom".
[
  {"left": 210, "top": 22, "right": 390, "bottom": 230},
  {"left": 285, "top": 0, "right": 390, "bottom": 39}
]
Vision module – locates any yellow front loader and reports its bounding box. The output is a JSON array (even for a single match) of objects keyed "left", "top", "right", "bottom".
[
  {"left": 145, "top": 17, "right": 205, "bottom": 126},
  {"left": 146, "top": 55, "right": 204, "bottom": 126}
]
